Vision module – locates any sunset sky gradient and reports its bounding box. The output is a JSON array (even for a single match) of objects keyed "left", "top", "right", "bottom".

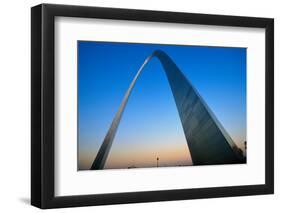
[{"left": 78, "top": 41, "right": 246, "bottom": 170}]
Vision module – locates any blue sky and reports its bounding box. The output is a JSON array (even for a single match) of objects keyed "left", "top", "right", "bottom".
[{"left": 78, "top": 41, "right": 246, "bottom": 170}]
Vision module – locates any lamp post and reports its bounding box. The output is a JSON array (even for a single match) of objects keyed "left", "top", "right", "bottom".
[{"left": 157, "top": 157, "right": 159, "bottom": 167}]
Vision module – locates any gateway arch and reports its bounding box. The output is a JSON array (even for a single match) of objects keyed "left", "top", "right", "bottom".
[{"left": 91, "top": 50, "right": 245, "bottom": 170}]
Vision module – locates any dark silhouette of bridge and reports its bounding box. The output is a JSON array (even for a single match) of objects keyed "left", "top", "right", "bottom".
[{"left": 90, "top": 50, "right": 245, "bottom": 170}]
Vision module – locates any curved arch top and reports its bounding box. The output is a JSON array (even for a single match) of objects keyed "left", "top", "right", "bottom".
[{"left": 91, "top": 50, "right": 245, "bottom": 170}]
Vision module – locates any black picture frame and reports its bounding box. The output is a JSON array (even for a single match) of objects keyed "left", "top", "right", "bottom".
[{"left": 31, "top": 3, "right": 274, "bottom": 209}]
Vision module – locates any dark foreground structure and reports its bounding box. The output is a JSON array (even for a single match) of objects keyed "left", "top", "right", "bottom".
[{"left": 91, "top": 50, "right": 245, "bottom": 170}]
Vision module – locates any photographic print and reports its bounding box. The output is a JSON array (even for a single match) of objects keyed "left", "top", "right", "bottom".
[
  {"left": 31, "top": 4, "right": 274, "bottom": 208},
  {"left": 32, "top": 4, "right": 274, "bottom": 208},
  {"left": 77, "top": 41, "right": 247, "bottom": 170}
]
